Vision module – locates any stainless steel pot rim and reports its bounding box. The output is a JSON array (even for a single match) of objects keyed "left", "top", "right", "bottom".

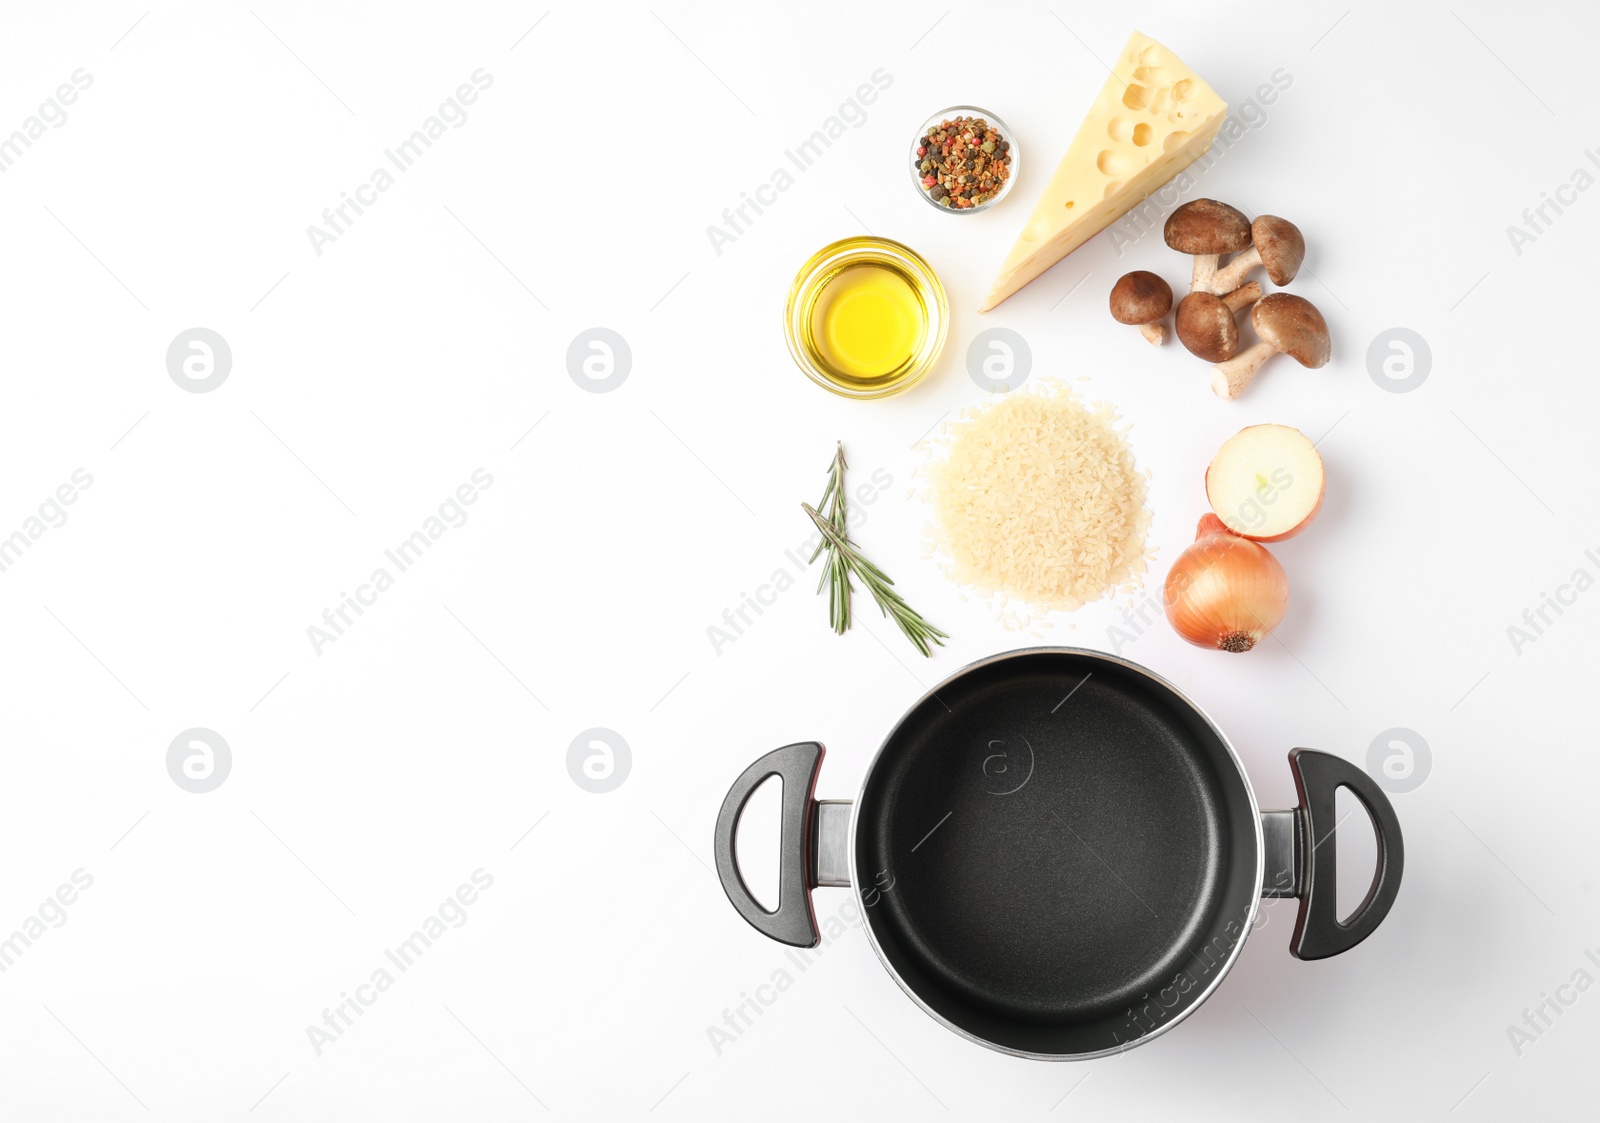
[{"left": 843, "top": 645, "right": 1266, "bottom": 1061}]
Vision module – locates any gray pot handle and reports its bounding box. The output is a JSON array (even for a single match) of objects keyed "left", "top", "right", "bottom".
[
  {"left": 714, "top": 742, "right": 852, "bottom": 948},
  {"left": 1260, "top": 749, "right": 1405, "bottom": 960}
]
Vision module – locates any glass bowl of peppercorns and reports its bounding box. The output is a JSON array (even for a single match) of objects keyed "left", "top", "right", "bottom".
[{"left": 910, "top": 106, "right": 1018, "bottom": 214}]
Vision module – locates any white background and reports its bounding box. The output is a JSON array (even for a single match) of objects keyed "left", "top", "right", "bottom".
[{"left": 0, "top": 1, "right": 1595, "bottom": 1119}]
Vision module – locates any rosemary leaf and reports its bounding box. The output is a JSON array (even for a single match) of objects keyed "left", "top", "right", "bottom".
[{"left": 802, "top": 460, "right": 948, "bottom": 659}]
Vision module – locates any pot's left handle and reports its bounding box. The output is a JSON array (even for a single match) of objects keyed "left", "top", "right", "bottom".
[{"left": 713, "top": 742, "right": 850, "bottom": 948}]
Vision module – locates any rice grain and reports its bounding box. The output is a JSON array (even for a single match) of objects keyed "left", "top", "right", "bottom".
[{"left": 923, "top": 382, "right": 1151, "bottom": 620}]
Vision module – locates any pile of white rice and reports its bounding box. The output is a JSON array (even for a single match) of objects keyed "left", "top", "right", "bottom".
[{"left": 922, "top": 381, "right": 1152, "bottom": 623}]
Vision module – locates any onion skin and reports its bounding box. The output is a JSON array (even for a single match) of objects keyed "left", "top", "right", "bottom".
[{"left": 1164, "top": 514, "right": 1289, "bottom": 653}]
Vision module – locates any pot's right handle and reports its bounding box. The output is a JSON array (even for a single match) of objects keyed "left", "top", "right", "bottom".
[{"left": 1264, "top": 748, "right": 1405, "bottom": 960}]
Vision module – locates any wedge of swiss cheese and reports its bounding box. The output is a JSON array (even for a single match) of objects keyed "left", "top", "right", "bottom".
[{"left": 981, "top": 31, "right": 1227, "bottom": 311}]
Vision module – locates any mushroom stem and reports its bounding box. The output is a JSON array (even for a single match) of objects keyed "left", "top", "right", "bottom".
[
  {"left": 1221, "top": 281, "right": 1262, "bottom": 314},
  {"left": 1166, "top": 201, "right": 1252, "bottom": 293},
  {"left": 1211, "top": 341, "right": 1276, "bottom": 400},
  {"left": 1212, "top": 246, "right": 1263, "bottom": 293},
  {"left": 1139, "top": 320, "right": 1166, "bottom": 345}
]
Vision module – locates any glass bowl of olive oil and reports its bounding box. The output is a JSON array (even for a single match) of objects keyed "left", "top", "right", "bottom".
[{"left": 785, "top": 236, "right": 948, "bottom": 400}]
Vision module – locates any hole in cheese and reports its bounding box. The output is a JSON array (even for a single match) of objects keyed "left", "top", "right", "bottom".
[
  {"left": 1097, "top": 149, "right": 1134, "bottom": 177},
  {"left": 1106, "top": 116, "right": 1132, "bottom": 142},
  {"left": 1122, "top": 84, "right": 1151, "bottom": 111},
  {"left": 1132, "top": 122, "right": 1153, "bottom": 146}
]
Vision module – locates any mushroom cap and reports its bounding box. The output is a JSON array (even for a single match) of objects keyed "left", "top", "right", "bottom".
[
  {"left": 1109, "top": 270, "right": 1173, "bottom": 324},
  {"left": 1174, "top": 291, "right": 1239, "bottom": 362},
  {"left": 1250, "top": 293, "right": 1330, "bottom": 368},
  {"left": 1251, "top": 215, "right": 1305, "bottom": 285},
  {"left": 1164, "top": 199, "right": 1252, "bottom": 255}
]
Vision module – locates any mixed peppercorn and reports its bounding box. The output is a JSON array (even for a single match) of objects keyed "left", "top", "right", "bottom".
[{"left": 915, "top": 115, "right": 1012, "bottom": 209}]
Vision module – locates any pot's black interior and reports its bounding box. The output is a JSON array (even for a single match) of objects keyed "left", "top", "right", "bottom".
[{"left": 855, "top": 650, "right": 1260, "bottom": 1056}]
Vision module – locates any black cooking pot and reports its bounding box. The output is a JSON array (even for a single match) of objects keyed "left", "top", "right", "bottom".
[{"left": 714, "top": 648, "right": 1403, "bottom": 1058}]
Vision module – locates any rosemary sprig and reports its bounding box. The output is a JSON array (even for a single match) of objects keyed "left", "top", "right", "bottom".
[
  {"left": 809, "top": 442, "right": 849, "bottom": 561},
  {"left": 803, "top": 444, "right": 948, "bottom": 658},
  {"left": 808, "top": 443, "right": 854, "bottom": 635}
]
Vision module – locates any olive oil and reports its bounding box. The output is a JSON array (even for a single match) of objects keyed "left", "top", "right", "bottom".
[
  {"left": 785, "top": 237, "right": 948, "bottom": 400},
  {"left": 810, "top": 263, "right": 924, "bottom": 389}
]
